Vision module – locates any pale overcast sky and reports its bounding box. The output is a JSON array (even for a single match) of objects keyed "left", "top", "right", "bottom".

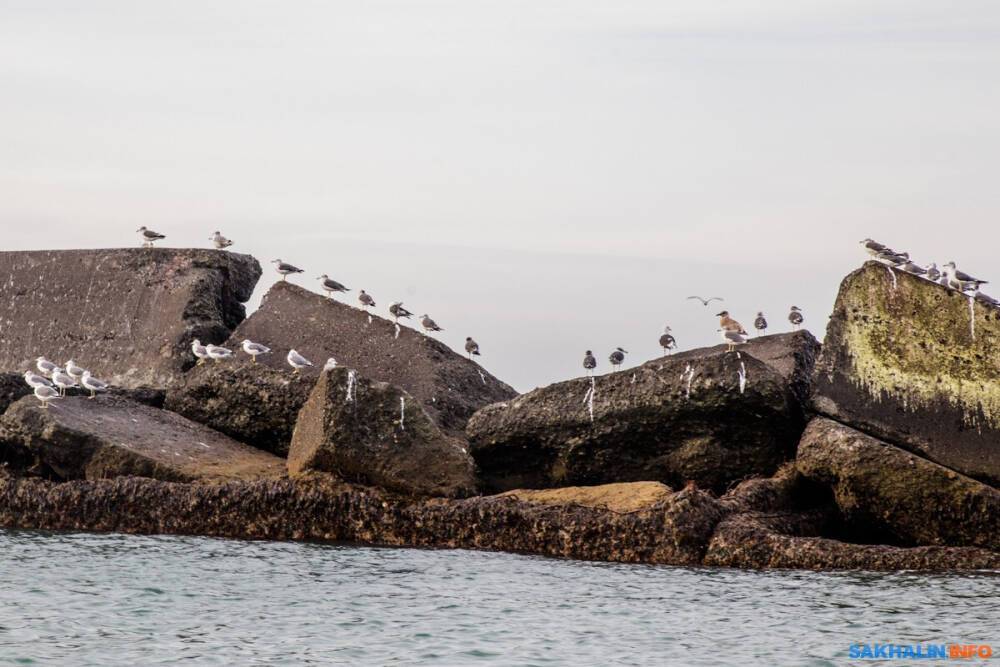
[{"left": 1, "top": 1, "right": 998, "bottom": 390}]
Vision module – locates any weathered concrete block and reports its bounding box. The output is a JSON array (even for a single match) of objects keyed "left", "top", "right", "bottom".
[
  {"left": 812, "top": 261, "right": 1000, "bottom": 486},
  {"left": 468, "top": 332, "right": 819, "bottom": 493},
  {"left": 0, "top": 248, "right": 261, "bottom": 388},
  {"left": 288, "top": 368, "right": 477, "bottom": 498},
  {"left": 797, "top": 417, "right": 1000, "bottom": 550},
  {"left": 226, "top": 282, "right": 516, "bottom": 434},
  {"left": 0, "top": 394, "right": 283, "bottom": 483}
]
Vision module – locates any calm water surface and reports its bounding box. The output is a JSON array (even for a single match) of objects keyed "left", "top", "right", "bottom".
[{"left": 0, "top": 530, "right": 996, "bottom": 665}]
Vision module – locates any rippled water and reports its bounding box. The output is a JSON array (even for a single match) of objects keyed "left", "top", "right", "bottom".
[{"left": 0, "top": 531, "right": 996, "bottom": 665}]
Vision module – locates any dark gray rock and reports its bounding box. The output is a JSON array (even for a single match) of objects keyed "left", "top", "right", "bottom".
[
  {"left": 0, "top": 373, "right": 31, "bottom": 414},
  {"left": 0, "top": 248, "right": 261, "bottom": 389},
  {"left": 288, "top": 368, "right": 477, "bottom": 498},
  {"left": 0, "top": 394, "right": 284, "bottom": 483},
  {"left": 468, "top": 332, "right": 820, "bottom": 494},
  {"left": 812, "top": 261, "right": 1000, "bottom": 486}
]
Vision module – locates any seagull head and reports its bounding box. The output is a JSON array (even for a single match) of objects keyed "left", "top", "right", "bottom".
[
  {"left": 616, "top": 347, "right": 627, "bottom": 353},
  {"left": 716, "top": 311, "right": 729, "bottom": 317},
  {"left": 323, "top": 357, "right": 338, "bottom": 370},
  {"left": 791, "top": 306, "right": 801, "bottom": 311},
  {"left": 241, "top": 339, "right": 251, "bottom": 345},
  {"left": 466, "top": 336, "right": 473, "bottom": 341},
  {"left": 944, "top": 261, "right": 957, "bottom": 270},
  {"left": 137, "top": 226, "right": 147, "bottom": 232},
  {"left": 756, "top": 311, "right": 764, "bottom": 316},
  {"left": 271, "top": 259, "right": 282, "bottom": 264},
  {"left": 317, "top": 274, "right": 328, "bottom": 280},
  {"left": 36, "top": 356, "right": 48, "bottom": 363},
  {"left": 585, "top": 350, "right": 592, "bottom": 355},
  {"left": 664, "top": 325, "right": 672, "bottom": 332}
]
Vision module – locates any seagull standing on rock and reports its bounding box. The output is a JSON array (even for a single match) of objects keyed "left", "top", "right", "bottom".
[
  {"left": 421, "top": 315, "right": 443, "bottom": 333},
  {"left": 317, "top": 274, "right": 349, "bottom": 298},
  {"left": 358, "top": 290, "right": 376, "bottom": 311},
  {"left": 191, "top": 340, "right": 210, "bottom": 365},
  {"left": 206, "top": 344, "right": 233, "bottom": 362},
  {"left": 788, "top": 306, "right": 804, "bottom": 330},
  {"left": 717, "top": 311, "right": 749, "bottom": 352},
  {"left": 210, "top": 231, "right": 233, "bottom": 249},
  {"left": 924, "top": 263, "right": 941, "bottom": 281},
  {"left": 465, "top": 337, "right": 481, "bottom": 358},
  {"left": 943, "top": 262, "right": 988, "bottom": 292},
  {"left": 609, "top": 347, "right": 627, "bottom": 370},
  {"left": 272, "top": 259, "right": 304, "bottom": 281},
  {"left": 65, "top": 360, "right": 86, "bottom": 383},
  {"left": 287, "top": 349, "right": 314, "bottom": 373},
  {"left": 34, "top": 385, "right": 61, "bottom": 409},
  {"left": 860, "top": 238, "right": 890, "bottom": 257},
  {"left": 137, "top": 226, "right": 166, "bottom": 247},
  {"left": 80, "top": 371, "right": 108, "bottom": 399},
  {"left": 659, "top": 327, "right": 676, "bottom": 354},
  {"left": 51, "top": 368, "right": 77, "bottom": 396},
  {"left": 389, "top": 302, "right": 413, "bottom": 322},
  {"left": 241, "top": 340, "right": 271, "bottom": 363},
  {"left": 754, "top": 312, "right": 768, "bottom": 336},
  {"left": 36, "top": 357, "right": 57, "bottom": 377},
  {"left": 23, "top": 371, "right": 53, "bottom": 389},
  {"left": 583, "top": 351, "right": 597, "bottom": 375}
]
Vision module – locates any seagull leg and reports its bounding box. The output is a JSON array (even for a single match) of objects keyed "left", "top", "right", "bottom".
[{"left": 89, "top": 390, "right": 95, "bottom": 399}]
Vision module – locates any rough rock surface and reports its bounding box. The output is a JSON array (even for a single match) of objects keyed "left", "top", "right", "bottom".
[
  {"left": 165, "top": 363, "right": 314, "bottom": 456},
  {"left": 0, "top": 394, "right": 283, "bottom": 483},
  {"left": 225, "top": 282, "right": 516, "bottom": 434},
  {"left": 0, "top": 248, "right": 261, "bottom": 388},
  {"left": 812, "top": 261, "right": 1000, "bottom": 486},
  {"left": 501, "top": 481, "right": 674, "bottom": 513},
  {"left": 797, "top": 417, "right": 1000, "bottom": 550},
  {"left": 469, "top": 332, "right": 820, "bottom": 493},
  {"left": 0, "top": 373, "right": 32, "bottom": 414},
  {"left": 288, "top": 368, "right": 476, "bottom": 498}
]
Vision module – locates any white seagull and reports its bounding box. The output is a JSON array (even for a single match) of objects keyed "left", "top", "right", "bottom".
[
  {"left": 137, "top": 226, "right": 166, "bottom": 247},
  {"left": 23, "top": 371, "right": 53, "bottom": 389},
  {"left": 210, "top": 231, "right": 233, "bottom": 249},
  {"left": 287, "top": 349, "right": 314, "bottom": 373},
  {"left": 206, "top": 344, "right": 234, "bottom": 362},
  {"left": 65, "top": 359, "right": 86, "bottom": 382},
  {"left": 36, "top": 357, "right": 58, "bottom": 377},
  {"left": 420, "top": 315, "right": 443, "bottom": 333},
  {"left": 191, "top": 339, "right": 210, "bottom": 365},
  {"left": 51, "top": 368, "right": 78, "bottom": 396},
  {"left": 80, "top": 371, "right": 108, "bottom": 399},
  {"left": 34, "top": 385, "right": 61, "bottom": 409},
  {"left": 272, "top": 259, "right": 305, "bottom": 281},
  {"left": 241, "top": 339, "right": 271, "bottom": 363}
]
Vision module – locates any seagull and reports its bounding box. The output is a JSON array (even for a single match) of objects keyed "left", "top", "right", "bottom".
[
  {"left": 720, "top": 328, "right": 749, "bottom": 352},
  {"left": 317, "top": 274, "right": 349, "bottom": 297},
  {"left": 210, "top": 231, "right": 233, "bottom": 249},
  {"left": 788, "top": 306, "right": 804, "bottom": 330},
  {"left": 287, "top": 349, "right": 314, "bottom": 373},
  {"left": 33, "top": 385, "right": 61, "bottom": 409},
  {"left": 241, "top": 339, "right": 271, "bottom": 363},
  {"left": 206, "top": 344, "right": 233, "bottom": 362},
  {"left": 925, "top": 263, "right": 941, "bottom": 281},
  {"left": 583, "top": 350, "right": 597, "bottom": 376},
  {"left": 420, "top": 315, "right": 443, "bottom": 333},
  {"left": 136, "top": 226, "right": 166, "bottom": 247},
  {"left": 191, "top": 339, "right": 210, "bottom": 365},
  {"left": 974, "top": 291, "right": 1000, "bottom": 308},
  {"left": 899, "top": 261, "right": 927, "bottom": 277},
  {"left": 80, "top": 371, "right": 108, "bottom": 399},
  {"left": 943, "top": 262, "right": 988, "bottom": 292},
  {"left": 609, "top": 347, "right": 627, "bottom": 370},
  {"left": 36, "top": 356, "right": 58, "bottom": 377},
  {"left": 658, "top": 326, "right": 676, "bottom": 354},
  {"left": 860, "top": 238, "right": 890, "bottom": 258},
  {"left": 323, "top": 357, "right": 338, "bottom": 371},
  {"left": 465, "top": 337, "right": 481, "bottom": 358},
  {"left": 687, "top": 296, "right": 724, "bottom": 307},
  {"left": 51, "top": 368, "right": 77, "bottom": 396},
  {"left": 23, "top": 371, "right": 53, "bottom": 389},
  {"left": 754, "top": 312, "right": 768, "bottom": 336},
  {"left": 875, "top": 250, "right": 909, "bottom": 267},
  {"left": 358, "top": 290, "right": 376, "bottom": 310},
  {"left": 389, "top": 302, "right": 413, "bottom": 322},
  {"left": 272, "top": 259, "right": 304, "bottom": 281},
  {"left": 716, "top": 311, "right": 748, "bottom": 335},
  {"left": 65, "top": 359, "right": 86, "bottom": 382}
]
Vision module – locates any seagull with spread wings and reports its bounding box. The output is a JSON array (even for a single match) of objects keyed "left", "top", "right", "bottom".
[{"left": 687, "top": 296, "right": 723, "bottom": 306}]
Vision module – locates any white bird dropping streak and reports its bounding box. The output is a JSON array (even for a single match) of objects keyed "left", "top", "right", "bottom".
[
  {"left": 399, "top": 396, "right": 406, "bottom": 431},
  {"left": 345, "top": 370, "right": 356, "bottom": 403},
  {"left": 581, "top": 376, "right": 596, "bottom": 423},
  {"left": 680, "top": 364, "right": 695, "bottom": 399},
  {"left": 885, "top": 265, "right": 897, "bottom": 290},
  {"left": 394, "top": 323, "right": 401, "bottom": 339},
  {"left": 368, "top": 314, "right": 373, "bottom": 325},
  {"left": 478, "top": 370, "right": 486, "bottom": 385},
  {"left": 968, "top": 295, "right": 976, "bottom": 341},
  {"left": 738, "top": 362, "right": 747, "bottom": 394}
]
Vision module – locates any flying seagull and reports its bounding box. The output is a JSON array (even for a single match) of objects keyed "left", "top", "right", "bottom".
[
  {"left": 659, "top": 326, "right": 676, "bottom": 354},
  {"left": 583, "top": 350, "right": 597, "bottom": 376},
  {"left": 754, "top": 312, "right": 768, "bottom": 336},
  {"left": 34, "top": 385, "right": 61, "bottom": 409},
  {"left": 358, "top": 290, "right": 376, "bottom": 310},
  {"left": 210, "top": 231, "right": 233, "bottom": 249},
  {"left": 421, "top": 315, "right": 443, "bottom": 333},
  {"left": 389, "top": 302, "right": 413, "bottom": 322},
  {"left": 788, "top": 306, "right": 804, "bottom": 329},
  {"left": 137, "top": 226, "right": 166, "bottom": 248},
  {"left": 287, "top": 349, "right": 314, "bottom": 373},
  {"left": 80, "top": 371, "right": 108, "bottom": 399},
  {"left": 241, "top": 339, "right": 271, "bottom": 363},
  {"left": 317, "top": 274, "right": 349, "bottom": 297},
  {"left": 609, "top": 347, "right": 627, "bottom": 370},
  {"left": 191, "top": 339, "right": 210, "bottom": 365},
  {"left": 465, "top": 337, "right": 481, "bottom": 358},
  {"left": 272, "top": 259, "right": 304, "bottom": 281},
  {"left": 687, "top": 296, "right": 723, "bottom": 307}
]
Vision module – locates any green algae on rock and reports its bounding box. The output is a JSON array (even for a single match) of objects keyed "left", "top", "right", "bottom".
[{"left": 812, "top": 261, "right": 1000, "bottom": 486}]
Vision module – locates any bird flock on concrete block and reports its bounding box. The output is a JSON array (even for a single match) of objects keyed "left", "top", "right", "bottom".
[
  {"left": 25, "top": 356, "right": 109, "bottom": 407},
  {"left": 860, "top": 239, "right": 994, "bottom": 304}
]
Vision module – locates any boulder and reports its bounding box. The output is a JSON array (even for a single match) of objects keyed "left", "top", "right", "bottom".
[
  {"left": 0, "top": 248, "right": 261, "bottom": 389},
  {"left": 288, "top": 368, "right": 477, "bottom": 498},
  {"left": 468, "top": 332, "right": 820, "bottom": 493},
  {"left": 0, "top": 394, "right": 283, "bottom": 483},
  {"left": 164, "top": 363, "right": 314, "bottom": 456},
  {"left": 812, "top": 261, "right": 1000, "bottom": 486},
  {"left": 797, "top": 417, "right": 1000, "bottom": 550},
  {"left": 221, "top": 281, "right": 516, "bottom": 434},
  {"left": 0, "top": 373, "right": 31, "bottom": 414}
]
